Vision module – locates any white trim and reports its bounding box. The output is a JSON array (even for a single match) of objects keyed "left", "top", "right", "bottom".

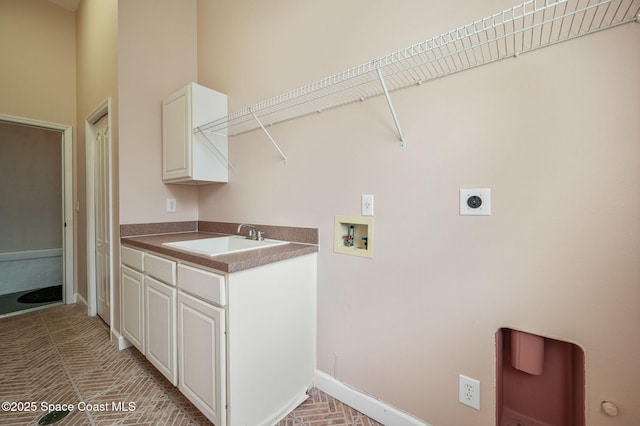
[
  {"left": 0, "top": 114, "right": 74, "bottom": 306},
  {"left": 85, "top": 110, "right": 98, "bottom": 316},
  {"left": 314, "top": 370, "right": 432, "bottom": 426},
  {"left": 0, "top": 302, "right": 64, "bottom": 320},
  {"left": 75, "top": 292, "right": 88, "bottom": 310},
  {"left": 0, "top": 248, "right": 63, "bottom": 262},
  {"left": 111, "top": 328, "right": 132, "bottom": 351},
  {"left": 85, "top": 99, "right": 114, "bottom": 325},
  {"left": 63, "top": 124, "right": 73, "bottom": 305}
]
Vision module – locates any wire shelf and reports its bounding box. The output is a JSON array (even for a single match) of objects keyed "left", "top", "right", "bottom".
[{"left": 199, "top": 0, "right": 639, "bottom": 139}]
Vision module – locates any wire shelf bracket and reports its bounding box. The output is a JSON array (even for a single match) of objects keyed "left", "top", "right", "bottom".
[
  {"left": 375, "top": 60, "right": 407, "bottom": 149},
  {"left": 195, "top": 128, "right": 234, "bottom": 169},
  {"left": 197, "top": 0, "right": 640, "bottom": 157},
  {"left": 250, "top": 108, "right": 288, "bottom": 164}
]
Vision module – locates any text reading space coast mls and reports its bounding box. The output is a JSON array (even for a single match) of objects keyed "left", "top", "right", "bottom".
[{"left": 2, "top": 401, "right": 137, "bottom": 413}]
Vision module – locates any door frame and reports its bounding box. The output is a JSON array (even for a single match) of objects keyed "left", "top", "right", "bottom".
[
  {"left": 85, "top": 99, "right": 114, "bottom": 322},
  {"left": 0, "top": 113, "right": 74, "bottom": 305}
]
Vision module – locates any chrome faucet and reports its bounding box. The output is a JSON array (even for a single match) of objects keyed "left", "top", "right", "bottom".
[{"left": 237, "top": 223, "right": 264, "bottom": 240}]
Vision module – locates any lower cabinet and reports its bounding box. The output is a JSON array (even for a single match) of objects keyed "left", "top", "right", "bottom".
[
  {"left": 145, "top": 276, "right": 177, "bottom": 385},
  {"left": 121, "top": 244, "right": 316, "bottom": 426},
  {"left": 121, "top": 265, "right": 145, "bottom": 354},
  {"left": 177, "top": 290, "right": 226, "bottom": 426}
]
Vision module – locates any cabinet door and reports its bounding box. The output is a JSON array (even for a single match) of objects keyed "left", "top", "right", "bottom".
[
  {"left": 145, "top": 276, "right": 177, "bottom": 385},
  {"left": 121, "top": 265, "right": 145, "bottom": 353},
  {"left": 162, "top": 83, "right": 229, "bottom": 184},
  {"left": 162, "top": 85, "right": 191, "bottom": 181},
  {"left": 177, "top": 291, "right": 226, "bottom": 426}
]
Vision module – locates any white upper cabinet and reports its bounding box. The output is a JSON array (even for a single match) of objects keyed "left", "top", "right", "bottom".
[{"left": 162, "top": 83, "right": 228, "bottom": 184}]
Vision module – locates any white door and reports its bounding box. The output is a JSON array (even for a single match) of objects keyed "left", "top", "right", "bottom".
[{"left": 94, "top": 115, "right": 111, "bottom": 325}]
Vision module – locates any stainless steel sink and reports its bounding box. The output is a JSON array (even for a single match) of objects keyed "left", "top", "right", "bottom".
[{"left": 163, "top": 236, "right": 288, "bottom": 257}]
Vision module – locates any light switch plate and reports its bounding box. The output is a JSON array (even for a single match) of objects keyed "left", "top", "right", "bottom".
[
  {"left": 166, "top": 198, "right": 177, "bottom": 213},
  {"left": 460, "top": 188, "right": 491, "bottom": 216}
]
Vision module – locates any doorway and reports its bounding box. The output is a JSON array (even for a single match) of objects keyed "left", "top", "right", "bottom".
[
  {"left": 86, "top": 100, "right": 113, "bottom": 326},
  {"left": 0, "top": 115, "right": 74, "bottom": 318}
]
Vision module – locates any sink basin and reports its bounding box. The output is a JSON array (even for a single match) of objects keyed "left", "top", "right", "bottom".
[{"left": 163, "top": 236, "right": 288, "bottom": 257}]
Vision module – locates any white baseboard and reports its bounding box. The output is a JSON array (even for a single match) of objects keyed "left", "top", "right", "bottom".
[
  {"left": 110, "top": 328, "right": 132, "bottom": 351},
  {"left": 75, "top": 293, "right": 88, "bottom": 310},
  {"left": 314, "top": 370, "right": 431, "bottom": 426}
]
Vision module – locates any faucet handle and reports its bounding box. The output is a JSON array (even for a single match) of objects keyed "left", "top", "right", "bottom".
[
  {"left": 257, "top": 231, "right": 265, "bottom": 241},
  {"left": 237, "top": 223, "right": 258, "bottom": 239}
]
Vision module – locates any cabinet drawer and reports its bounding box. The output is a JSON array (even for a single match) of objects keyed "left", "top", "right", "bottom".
[
  {"left": 145, "top": 253, "right": 176, "bottom": 286},
  {"left": 121, "top": 246, "right": 144, "bottom": 271},
  {"left": 177, "top": 264, "right": 226, "bottom": 306}
]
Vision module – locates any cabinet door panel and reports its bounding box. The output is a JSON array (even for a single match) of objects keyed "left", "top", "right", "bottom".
[
  {"left": 177, "top": 291, "right": 226, "bottom": 426},
  {"left": 121, "top": 266, "right": 144, "bottom": 353},
  {"left": 145, "top": 276, "right": 177, "bottom": 385},
  {"left": 162, "top": 87, "right": 191, "bottom": 181},
  {"left": 162, "top": 83, "right": 228, "bottom": 184}
]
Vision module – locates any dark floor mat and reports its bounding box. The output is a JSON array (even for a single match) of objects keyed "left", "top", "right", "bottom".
[
  {"left": 38, "top": 410, "right": 70, "bottom": 425},
  {"left": 17, "top": 286, "right": 62, "bottom": 304}
]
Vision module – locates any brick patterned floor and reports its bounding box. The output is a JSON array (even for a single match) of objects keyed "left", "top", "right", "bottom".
[
  {"left": 281, "top": 388, "right": 383, "bottom": 426},
  {"left": 0, "top": 304, "right": 382, "bottom": 426}
]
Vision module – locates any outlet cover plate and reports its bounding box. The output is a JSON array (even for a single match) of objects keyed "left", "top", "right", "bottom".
[
  {"left": 166, "top": 198, "right": 177, "bottom": 213},
  {"left": 459, "top": 374, "right": 480, "bottom": 410},
  {"left": 460, "top": 188, "right": 491, "bottom": 216}
]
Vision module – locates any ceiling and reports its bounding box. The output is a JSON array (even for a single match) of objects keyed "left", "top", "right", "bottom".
[{"left": 48, "top": 0, "right": 80, "bottom": 12}]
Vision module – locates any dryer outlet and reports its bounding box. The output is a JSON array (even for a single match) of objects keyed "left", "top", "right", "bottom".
[{"left": 460, "top": 188, "right": 491, "bottom": 216}]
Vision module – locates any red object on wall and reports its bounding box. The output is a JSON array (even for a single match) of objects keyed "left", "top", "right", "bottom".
[{"left": 511, "top": 330, "right": 545, "bottom": 375}]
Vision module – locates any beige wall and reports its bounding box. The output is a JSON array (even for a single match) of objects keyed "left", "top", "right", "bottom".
[
  {"left": 118, "top": 0, "right": 199, "bottom": 225},
  {"left": 0, "top": 0, "right": 76, "bottom": 125},
  {"left": 76, "top": 0, "right": 118, "bottom": 313},
  {"left": 0, "top": 123, "right": 62, "bottom": 252},
  {"left": 2, "top": 0, "right": 119, "bottom": 325},
  {"left": 0, "top": 0, "right": 75, "bottom": 287},
  {"left": 3, "top": 0, "right": 638, "bottom": 424},
  {"left": 196, "top": 1, "right": 640, "bottom": 424}
]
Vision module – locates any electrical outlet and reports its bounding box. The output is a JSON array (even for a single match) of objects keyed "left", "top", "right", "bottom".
[
  {"left": 459, "top": 374, "right": 480, "bottom": 410},
  {"left": 362, "top": 194, "right": 374, "bottom": 216},
  {"left": 166, "top": 198, "right": 176, "bottom": 213},
  {"left": 460, "top": 188, "right": 491, "bottom": 216}
]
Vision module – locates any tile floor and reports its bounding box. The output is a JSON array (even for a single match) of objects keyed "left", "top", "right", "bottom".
[{"left": 0, "top": 303, "right": 382, "bottom": 426}]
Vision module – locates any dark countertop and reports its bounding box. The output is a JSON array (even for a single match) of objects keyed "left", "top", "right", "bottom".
[{"left": 121, "top": 232, "right": 318, "bottom": 273}]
